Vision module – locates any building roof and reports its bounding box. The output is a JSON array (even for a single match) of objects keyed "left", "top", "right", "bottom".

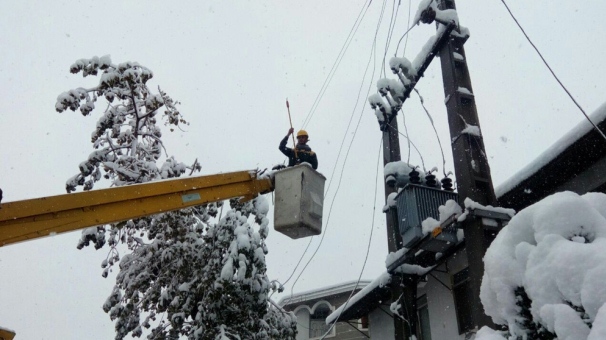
[
  {"left": 278, "top": 280, "right": 372, "bottom": 307},
  {"left": 497, "top": 102, "right": 606, "bottom": 211},
  {"left": 325, "top": 272, "right": 392, "bottom": 324}
]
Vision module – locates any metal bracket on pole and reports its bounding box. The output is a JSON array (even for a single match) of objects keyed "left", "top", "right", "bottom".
[{"left": 464, "top": 208, "right": 512, "bottom": 231}]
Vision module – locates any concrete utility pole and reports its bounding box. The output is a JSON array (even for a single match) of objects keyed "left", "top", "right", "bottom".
[
  {"left": 437, "top": 0, "right": 498, "bottom": 331},
  {"left": 377, "top": 0, "right": 497, "bottom": 336},
  {"left": 381, "top": 121, "right": 416, "bottom": 339}
]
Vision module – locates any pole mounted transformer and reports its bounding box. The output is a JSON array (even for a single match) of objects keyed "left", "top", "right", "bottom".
[{"left": 367, "top": 0, "right": 501, "bottom": 337}]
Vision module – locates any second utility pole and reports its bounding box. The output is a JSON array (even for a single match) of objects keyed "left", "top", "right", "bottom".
[
  {"left": 382, "top": 119, "right": 419, "bottom": 339},
  {"left": 437, "top": 0, "right": 498, "bottom": 331}
]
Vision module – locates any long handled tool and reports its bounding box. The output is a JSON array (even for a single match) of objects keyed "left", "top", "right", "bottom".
[{"left": 286, "top": 99, "right": 298, "bottom": 160}]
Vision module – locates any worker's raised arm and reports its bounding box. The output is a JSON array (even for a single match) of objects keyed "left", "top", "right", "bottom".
[{"left": 279, "top": 128, "right": 294, "bottom": 157}]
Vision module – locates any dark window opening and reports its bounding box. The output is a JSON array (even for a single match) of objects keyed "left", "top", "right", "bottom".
[
  {"left": 417, "top": 294, "right": 432, "bottom": 340},
  {"left": 310, "top": 304, "right": 332, "bottom": 338},
  {"left": 359, "top": 315, "right": 369, "bottom": 330},
  {"left": 453, "top": 268, "right": 473, "bottom": 334}
]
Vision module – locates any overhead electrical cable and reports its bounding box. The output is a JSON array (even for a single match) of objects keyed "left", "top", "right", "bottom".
[
  {"left": 396, "top": 0, "right": 414, "bottom": 164},
  {"left": 394, "top": 24, "right": 416, "bottom": 58},
  {"left": 270, "top": 236, "right": 313, "bottom": 298},
  {"left": 289, "top": 0, "right": 388, "bottom": 297},
  {"left": 499, "top": 0, "right": 606, "bottom": 142},
  {"left": 324, "top": 36, "right": 382, "bottom": 198},
  {"left": 279, "top": 3, "right": 382, "bottom": 297},
  {"left": 414, "top": 88, "right": 447, "bottom": 176},
  {"left": 301, "top": 0, "right": 372, "bottom": 129},
  {"left": 277, "top": 0, "right": 373, "bottom": 296},
  {"left": 402, "top": 0, "right": 412, "bottom": 56},
  {"left": 320, "top": 136, "right": 383, "bottom": 340},
  {"left": 402, "top": 108, "right": 412, "bottom": 164},
  {"left": 395, "top": 0, "right": 427, "bottom": 57},
  {"left": 381, "top": 0, "right": 401, "bottom": 78},
  {"left": 387, "top": 122, "right": 426, "bottom": 171}
]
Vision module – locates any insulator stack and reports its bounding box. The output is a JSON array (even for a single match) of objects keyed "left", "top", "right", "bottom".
[
  {"left": 409, "top": 169, "right": 421, "bottom": 184},
  {"left": 425, "top": 172, "right": 437, "bottom": 187},
  {"left": 441, "top": 177, "right": 454, "bottom": 191}
]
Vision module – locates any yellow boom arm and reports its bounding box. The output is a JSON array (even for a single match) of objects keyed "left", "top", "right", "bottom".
[
  {"left": 0, "top": 328, "right": 15, "bottom": 340},
  {"left": 0, "top": 170, "right": 273, "bottom": 247}
]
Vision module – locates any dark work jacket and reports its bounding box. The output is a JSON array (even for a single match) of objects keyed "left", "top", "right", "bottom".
[{"left": 279, "top": 135, "right": 318, "bottom": 170}]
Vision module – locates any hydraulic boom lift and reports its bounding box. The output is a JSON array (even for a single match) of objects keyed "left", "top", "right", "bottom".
[
  {"left": 0, "top": 170, "right": 272, "bottom": 247},
  {"left": 0, "top": 165, "right": 325, "bottom": 247},
  {"left": 0, "top": 165, "right": 325, "bottom": 339}
]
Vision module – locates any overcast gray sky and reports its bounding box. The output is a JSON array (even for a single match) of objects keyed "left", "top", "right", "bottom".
[{"left": 1, "top": 1, "right": 605, "bottom": 339}]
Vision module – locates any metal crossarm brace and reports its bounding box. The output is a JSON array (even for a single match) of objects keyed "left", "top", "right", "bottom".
[{"left": 380, "top": 22, "right": 457, "bottom": 131}]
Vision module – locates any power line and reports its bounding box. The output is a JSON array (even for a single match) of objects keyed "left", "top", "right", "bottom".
[
  {"left": 301, "top": 0, "right": 372, "bottom": 129},
  {"left": 275, "top": 236, "right": 313, "bottom": 289},
  {"left": 413, "top": 88, "right": 447, "bottom": 177},
  {"left": 280, "top": 3, "right": 380, "bottom": 299},
  {"left": 320, "top": 136, "right": 383, "bottom": 340},
  {"left": 499, "top": 0, "right": 606, "bottom": 142},
  {"left": 325, "top": 31, "right": 380, "bottom": 198},
  {"left": 402, "top": 0, "right": 412, "bottom": 56},
  {"left": 277, "top": 1, "right": 374, "bottom": 295},
  {"left": 393, "top": 24, "right": 416, "bottom": 58},
  {"left": 395, "top": 0, "right": 426, "bottom": 57},
  {"left": 289, "top": 1, "right": 388, "bottom": 297},
  {"left": 387, "top": 122, "right": 426, "bottom": 171},
  {"left": 401, "top": 106, "right": 412, "bottom": 164},
  {"left": 381, "top": 0, "right": 401, "bottom": 78}
]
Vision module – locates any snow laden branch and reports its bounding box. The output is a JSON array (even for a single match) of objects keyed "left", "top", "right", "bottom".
[
  {"left": 58, "top": 56, "right": 296, "bottom": 339},
  {"left": 477, "top": 191, "right": 606, "bottom": 340},
  {"left": 56, "top": 55, "right": 197, "bottom": 193},
  {"left": 102, "top": 198, "right": 297, "bottom": 339}
]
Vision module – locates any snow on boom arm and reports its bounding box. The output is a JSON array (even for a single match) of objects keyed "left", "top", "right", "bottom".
[{"left": 0, "top": 170, "right": 272, "bottom": 247}]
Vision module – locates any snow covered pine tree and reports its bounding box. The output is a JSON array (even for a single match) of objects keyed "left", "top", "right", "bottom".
[
  {"left": 477, "top": 192, "right": 606, "bottom": 340},
  {"left": 55, "top": 56, "right": 297, "bottom": 339}
]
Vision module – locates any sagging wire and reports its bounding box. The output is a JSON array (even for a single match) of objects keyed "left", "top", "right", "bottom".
[
  {"left": 324, "top": 26, "right": 381, "bottom": 198},
  {"left": 394, "top": 0, "right": 433, "bottom": 57},
  {"left": 269, "top": 236, "right": 314, "bottom": 300},
  {"left": 401, "top": 106, "right": 412, "bottom": 165},
  {"left": 414, "top": 88, "right": 447, "bottom": 177},
  {"left": 393, "top": 24, "right": 416, "bottom": 58},
  {"left": 320, "top": 136, "right": 383, "bottom": 340},
  {"left": 381, "top": 0, "right": 401, "bottom": 78},
  {"left": 277, "top": 0, "right": 373, "bottom": 298},
  {"left": 289, "top": 0, "right": 388, "bottom": 299},
  {"left": 379, "top": 0, "right": 415, "bottom": 163},
  {"left": 499, "top": 0, "right": 606, "bottom": 143},
  {"left": 402, "top": 0, "right": 412, "bottom": 57},
  {"left": 302, "top": 0, "right": 372, "bottom": 129},
  {"left": 387, "top": 122, "right": 426, "bottom": 171}
]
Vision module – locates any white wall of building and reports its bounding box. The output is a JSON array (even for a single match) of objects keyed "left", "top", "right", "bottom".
[
  {"left": 369, "top": 307, "right": 395, "bottom": 340},
  {"left": 417, "top": 250, "right": 468, "bottom": 340},
  {"left": 295, "top": 308, "right": 311, "bottom": 340}
]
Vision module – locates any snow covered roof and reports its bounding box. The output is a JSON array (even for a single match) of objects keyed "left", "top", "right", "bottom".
[
  {"left": 278, "top": 280, "right": 372, "bottom": 307},
  {"left": 325, "top": 273, "right": 392, "bottom": 324},
  {"left": 497, "top": 102, "right": 606, "bottom": 211}
]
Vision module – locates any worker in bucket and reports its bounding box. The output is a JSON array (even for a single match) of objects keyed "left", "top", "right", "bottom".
[{"left": 279, "top": 128, "right": 318, "bottom": 170}]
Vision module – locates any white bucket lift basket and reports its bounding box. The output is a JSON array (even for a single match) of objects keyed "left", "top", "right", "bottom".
[{"left": 274, "top": 165, "right": 326, "bottom": 239}]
